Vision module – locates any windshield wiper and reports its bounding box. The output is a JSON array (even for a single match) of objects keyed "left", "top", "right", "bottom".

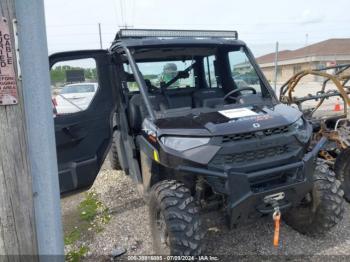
[{"left": 163, "top": 62, "right": 196, "bottom": 89}]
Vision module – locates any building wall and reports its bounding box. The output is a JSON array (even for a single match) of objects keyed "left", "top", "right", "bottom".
[
  {"left": 260, "top": 62, "right": 316, "bottom": 84},
  {"left": 260, "top": 59, "right": 350, "bottom": 84}
]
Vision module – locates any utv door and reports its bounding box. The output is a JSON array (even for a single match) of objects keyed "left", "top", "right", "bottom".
[{"left": 50, "top": 50, "right": 116, "bottom": 195}]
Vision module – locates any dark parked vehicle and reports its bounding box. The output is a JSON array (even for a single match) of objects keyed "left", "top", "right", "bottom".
[{"left": 51, "top": 29, "right": 344, "bottom": 255}]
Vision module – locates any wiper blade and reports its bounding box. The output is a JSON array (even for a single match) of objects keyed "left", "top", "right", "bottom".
[{"left": 163, "top": 62, "right": 196, "bottom": 89}]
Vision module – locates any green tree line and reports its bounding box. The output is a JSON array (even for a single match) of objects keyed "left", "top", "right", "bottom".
[{"left": 51, "top": 65, "right": 97, "bottom": 85}]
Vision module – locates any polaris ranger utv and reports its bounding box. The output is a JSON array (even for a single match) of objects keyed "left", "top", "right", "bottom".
[{"left": 51, "top": 29, "right": 344, "bottom": 255}]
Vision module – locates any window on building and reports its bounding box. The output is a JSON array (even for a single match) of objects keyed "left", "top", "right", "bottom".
[
  {"left": 293, "top": 65, "right": 302, "bottom": 74},
  {"left": 276, "top": 66, "right": 282, "bottom": 79},
  {"left": 315, "top": 63, "right": 327, "bottom": 82}
]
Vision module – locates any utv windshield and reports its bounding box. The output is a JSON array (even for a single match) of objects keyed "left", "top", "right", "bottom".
[{"left": 123, "top": 45, "right": 274, "bottom": 117}]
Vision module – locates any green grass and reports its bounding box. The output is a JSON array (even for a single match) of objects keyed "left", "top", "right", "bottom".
[
  {"left": 66, "top": 245, "right": 89, "bottom": 262},
  {"left": 64, "top": 228, "right": 81, "bottom": 245},
  {"left": 78, "top": 192, "right": 100, "bottom": 222},
  {"left": 63, "top": 191, "right": 112, "bottom": 261}
]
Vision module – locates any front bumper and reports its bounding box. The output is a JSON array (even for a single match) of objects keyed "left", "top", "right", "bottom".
[
  {"left": 177, "top": 138, "right": 326, "bottom": 226},
  {"left": 226, "top": 153, "right": 315, "bottom": 226}
]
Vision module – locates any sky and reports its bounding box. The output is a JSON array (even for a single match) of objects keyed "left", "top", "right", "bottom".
[{"left": 44, "top": 0, "right": 350, "bottom": 57}]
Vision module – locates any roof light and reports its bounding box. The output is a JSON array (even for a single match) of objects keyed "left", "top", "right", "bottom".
[{"left": 115, "top": 29, "right": 238, "bottom": 40}]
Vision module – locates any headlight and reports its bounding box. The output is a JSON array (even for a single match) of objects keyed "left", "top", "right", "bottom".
[
  {"left": 292, "top": 117, "right": 305, "bottom": 130},
  {"left": 292, "top": 117, "right": 310, "bottom": 142},
  {"left": 160, "top": 136, "right": 210, "bottom": 151}
]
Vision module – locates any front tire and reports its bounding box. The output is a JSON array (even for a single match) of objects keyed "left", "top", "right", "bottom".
[
  {"left": 334, "top": 148, "right": 350, "bottom": 202},
  {"left": 149, "top": 180, "right": 203, "bottom": 255},
  {"left": 284, "top": 160, "right": 344, "bottom": 236}
]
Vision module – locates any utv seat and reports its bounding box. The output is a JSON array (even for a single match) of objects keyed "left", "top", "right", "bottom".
[
  {"left": 193, "top": 88, "right": 225, "bottom": 107},
  {"left": 128, "top": 93, "right": 168, "bottom": 133},
  {"left": 324, "top": 115, "right": 347, "bottom": 129},
  {"left": 164, "top": 88, "right": 195, "bottom": 109}
]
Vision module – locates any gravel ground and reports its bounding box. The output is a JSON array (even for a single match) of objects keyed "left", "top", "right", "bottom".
[{"left": 61, "top": 161, "right": 350, "bottom": 261}]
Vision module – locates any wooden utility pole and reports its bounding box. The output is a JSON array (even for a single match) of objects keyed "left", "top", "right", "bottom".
[{"left": 0, "top": 0, "right": 38, "bottom": 259}]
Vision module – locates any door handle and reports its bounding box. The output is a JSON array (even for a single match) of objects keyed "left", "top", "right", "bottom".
[{"left": 62, "top": 126, "right": 88, "bottom": 142}]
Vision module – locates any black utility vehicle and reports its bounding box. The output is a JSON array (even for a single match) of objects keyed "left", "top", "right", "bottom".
[{"left": 52, "top": 29, "right": 344, "bottom": 255}]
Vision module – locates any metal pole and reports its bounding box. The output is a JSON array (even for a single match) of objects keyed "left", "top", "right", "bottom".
[
  {"left": 123, "top": 47, "right": 156, "bottom": 120},
  {"left": 273, "top": 41, "right": 279, "bottom": 92},
  {"left": 98, "top": 22, "right": 103, "bottom": 49},
  {"left": 305, "top": 33, "right": 308, "bottom": 47},
  {"left": 15, "top": 0, "right": 64, "bottom": 260},
  {"left": 206, "top": 57, "right": 212, "bottom": 88}
]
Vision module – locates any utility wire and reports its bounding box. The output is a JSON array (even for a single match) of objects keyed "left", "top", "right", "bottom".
[
  {"left": 119, "top": 0, "right": 125, "bottom": 27},
  {"left": 46, "top": 19, "right": 350, "bottom": 28},
  {"left": 131, "top": 0, "right": 136, "bottom": 27}
]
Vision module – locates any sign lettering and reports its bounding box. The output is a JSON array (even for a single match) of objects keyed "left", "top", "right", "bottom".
[{"left": 0, "top": 17, "right": 18, "bottom": 105}]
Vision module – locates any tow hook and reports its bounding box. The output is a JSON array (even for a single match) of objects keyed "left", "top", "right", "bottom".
[
  {"left": 264, "top": 193, "right": 284, "bottom": 248},
  {"left": 264, "top": 192, "right": 285, "bottom": 202}
]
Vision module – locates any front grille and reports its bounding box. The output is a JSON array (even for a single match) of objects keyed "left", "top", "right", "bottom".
[
  {"left": 211, "top": 145, "right": 289, "bottom": 166},
  {"left": 249, "top": 168, "right": 303, "bottom": 193},
  {"left": 222, "top": 126, "right": 289, "bottom": 143}
]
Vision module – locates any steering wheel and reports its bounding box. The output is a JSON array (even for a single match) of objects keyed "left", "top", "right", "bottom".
[
  {"left": 223, "top": 87, "right": 257, "bottom": 102},
  {"left": 145, "top": 79, "right": 159, "bottom": 93},
  {"left": 148, "top": 84, "right": 159, "bottom": 93}
]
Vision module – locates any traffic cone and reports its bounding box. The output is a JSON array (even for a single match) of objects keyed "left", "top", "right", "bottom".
[{"left": 334, "top": 98, "right": 342, "bottom": 112}]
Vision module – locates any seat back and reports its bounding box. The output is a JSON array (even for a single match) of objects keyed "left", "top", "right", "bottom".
[
  {"left": 164, "top": 88, "right": 195, "bottom": 109},
  {"left": 193, "top": 88, "right": 225, "bottom": 107},
  {"left": 128, "top": 94, "right": 168, "bottom": 132}
]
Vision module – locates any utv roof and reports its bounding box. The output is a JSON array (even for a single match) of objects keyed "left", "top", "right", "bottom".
[{"left": 110, "top": 29, "right": 246, "bottom": 51}]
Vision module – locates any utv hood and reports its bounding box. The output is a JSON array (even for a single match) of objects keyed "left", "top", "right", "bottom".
[{"left": 155, "top": 104, "right": 302, "bottom": 136}]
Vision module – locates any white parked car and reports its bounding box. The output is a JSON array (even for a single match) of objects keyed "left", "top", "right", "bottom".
[{"left": 53, "top": 82, "right": 98, "bottom": 114}]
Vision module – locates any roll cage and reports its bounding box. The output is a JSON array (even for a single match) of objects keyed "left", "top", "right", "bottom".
[
  {"left": 279, "top": 64, "right": 350, "bottom": 162},
  {"left": 109, "top": 29, "right": 277, "bottom": 120},
  {"left": 280, "top": 63, "right": 350, "bottom": 118}
]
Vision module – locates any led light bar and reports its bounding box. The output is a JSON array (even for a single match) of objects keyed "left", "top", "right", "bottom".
[{"left": 116, "top": 29, "right": 238, "bottom": 40}]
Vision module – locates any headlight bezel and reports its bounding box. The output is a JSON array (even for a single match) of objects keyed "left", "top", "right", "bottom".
[
  {"left": 292, "top": 117, "right": 305, "bottom": 130},
  {"left": 160, "top": 136, "right": 210, "bottom": 152},
  {"left": 291, "top": 116, "right": 311, "bottom": 143}
]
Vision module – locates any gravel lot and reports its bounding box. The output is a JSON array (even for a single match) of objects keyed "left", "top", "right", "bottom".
[{"left": 61, "top": 161, "right": 350, "bottom": 261}]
